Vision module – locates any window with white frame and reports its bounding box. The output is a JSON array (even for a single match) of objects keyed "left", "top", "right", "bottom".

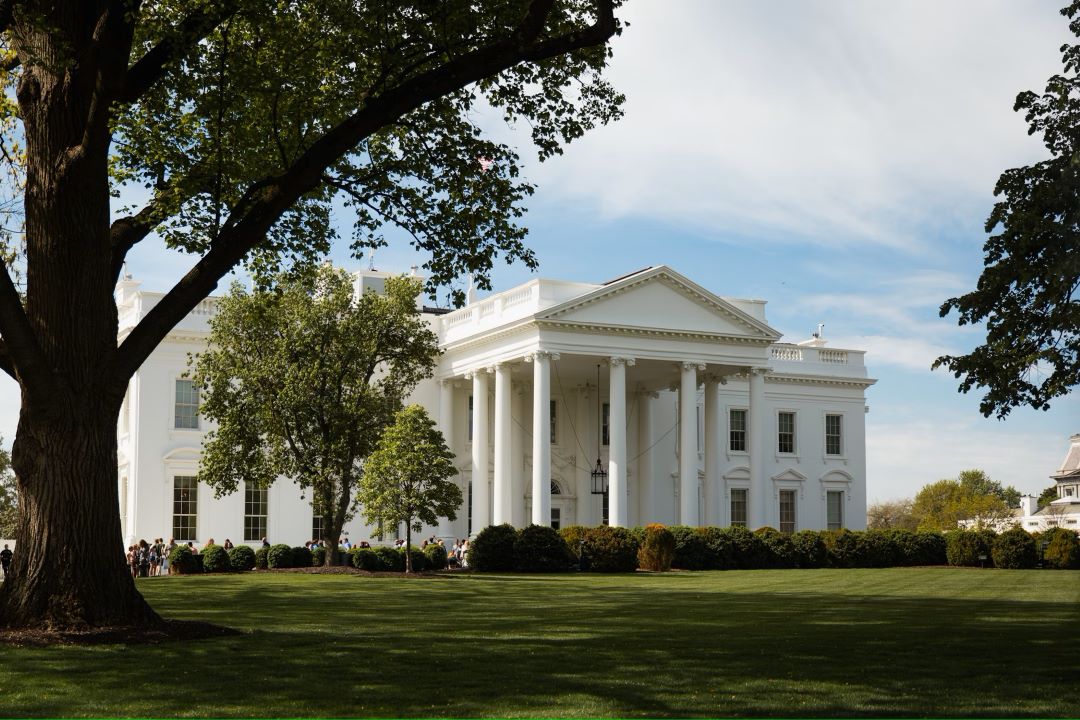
[
  {"left": 468, "top": 395, "right": 473, "bottom": 442},
  {"left": 174, "top": 379, "right": 200, "bottom": 429},
  {"left": 826, "top": 490, "right": 843, "bottom": 531},
  {"left": 730, "top": 488, "right": 748, "bottom": 527},
  {"left": 779, "top": 489, "right": 796, "bottom": 533},
  {"left": 312, "top": 513, "right": 324, "bottom": 541},
  {"left": 244, "top": 484, "right": 268, "bottom": 542},
  {"left": 777, "top": 412, "right": 796, "bottom": 454},
  {"left": 550, "top": 399, "right": 557, "bottom": 445},
  {"left": 172, "top": 475, "right": 198, "bottom": 541},
  {"left": 825, "top": 414, "right": 843, "bottom": 456},
  {"left": 602, "top": 402, "right": 610, "bottom": 446},
  {"left": 729, "top": 409, "right": 747, "bottom": 452}
]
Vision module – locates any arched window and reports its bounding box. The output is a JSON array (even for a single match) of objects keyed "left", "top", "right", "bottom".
[{"left": 550, "top": 479, "right": 562, "bottom": 495}]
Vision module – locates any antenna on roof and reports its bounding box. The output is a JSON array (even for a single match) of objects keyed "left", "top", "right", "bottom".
[
  {"left": 812, "top": 322, "right": 825, "bottom": 339},
  {"left": 367, "top": 247, "right": 376, "bottom": 271}
]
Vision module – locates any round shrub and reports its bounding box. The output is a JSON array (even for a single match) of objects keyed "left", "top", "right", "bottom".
[
  {"left": 726, "top": 525, "right": 768, "bottom": 569},
  {"left": 992, "top": 527, "right": 1037, "bottom": 569},
  {"left": 755, "top": 527, "right": 797, "bottom": 568},
  {"left": 267, "top": 543, "right": 293, "bottom": 568},
  {"left": 311, "top": 546, "right": 327, "bottom": 567},
  {"left": 912, "top": 531, "right": 947, "bottom": 566},
  {"left": 791, "top": 530, "right": 828, "bottom": 568},
  {"left": 255, "top": 546, "right": 269, "bottom": 570},
  {"left": 1041, "top": 527, "right": 1080, "bottom": 569},
  {"left": 669, "top": 526, "right": 712, "bottom": 570},
  {"left": 582, "top": 526, "right": 639, "bottom": 573},
  {"left": 350, "top": 547, "right": 380, "bottom": 571},
  {"left": 860, "top": 530, "right": 900, "bottom": 568},
  {"left": 824, "top": 529, "right": 860, "bottom": 568},
  {"left": 404, "top": 547, "right": 426, "bottom": 572},
  {"left": 698, "top": 527, "right": 738, "bottom": 570},
  {"left": 514, "top": 524, "right": 573, "bottom": 572},
  {"left": 468, "top": 524, "right": 518, "bottom": 571},
  {"left": 374, "top": 545, "right": 405, "bottom": 571},
  {"left": 168, "top": 544, "right": 199, "bottom": 574},
  {"left": 291, "top": 546, "right": 313, "bottom": 567},
  {"left": 423, "top": 543, "right": 448, "bottom": 570},
  {"left": 637, "top": 523, "right": 676, "bottom": 572},
  {"left": 201, "top": 544, "right": 230, "bottom": 573},
  {"left": 228, "top": 545, "right": 256, "bottom": 572},
  {"left": 559, "top": 525, "right": 589, "bottom": 559},
  {"left": 946, "top": 530, "right": 996, "bottom": 567}
]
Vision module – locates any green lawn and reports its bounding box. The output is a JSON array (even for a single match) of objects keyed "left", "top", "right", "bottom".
[{"left": 1, "top": 568, "right": 1078, "bottom": 717}]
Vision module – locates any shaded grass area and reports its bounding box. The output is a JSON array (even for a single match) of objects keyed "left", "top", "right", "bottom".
[{"left": 1, "top": 568, "right": 1077, "bottom": 717}]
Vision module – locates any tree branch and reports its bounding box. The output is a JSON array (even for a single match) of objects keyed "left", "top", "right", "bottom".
[
  {"left": 118, "top": 1, "right": 239, "bottom": 105},
  {"left": 0, "top": 340, "right": 16, "bottom": 381},
  {"left": 0, "top": 261, "right": 52, "bottom": 396},
  {"left": 113, "top": 0, "right": 617, "bottom": 383}
]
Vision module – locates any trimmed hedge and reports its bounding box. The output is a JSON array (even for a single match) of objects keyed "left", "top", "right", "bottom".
[
  {"left": 637, "top": 523, "right": 676, "bottom": 572},
  {"left": 375, "top": 545, "right": 405, "bottom": 571},
  {"left": 468, "top": 524, "right": 518, "bottom": 571},
  {"left": 1041, "top": 527, "right": 1080, "bottom": 569},
  {"left": 946, "top": 530, "right": 997, "bottom": 567},
  {"left": 559, "top": 525, "right": 589, "bottom": 559},
  {"left": 350, "top": 547, "right": 379, "bottom": 571},
  {"left": 791, "top": 530, "right": 828, "bottom": 568},
  {"left": 168, "top": 544, "right": 199, "bottom": 574},
  {"left": 229, "top": 545, "right": 257, "bottom": 572},
  {"left": 514, "top": 525, "right": 573, "bottom": 572},
  {"left": 266, "top": 543, "right": 293, "bottom": 569},
  {"left": 582, "top": 526, "right": 639, "bottom": 573},
  {"left": 669, "top": 526, "right": 712, "bottom": 570},
  {"left": 756, "top": 527, "right": 797, "bottom": 568},
  {"left": 201, "top": 544, "right": 231, "bottom": 573},
  {"left": 255, "top": 546, "right": 269, "bottom": 570},
  {"left": 424, "top": 544, "right": 449, "bottom": 570},
  {"left": 992, "top": 527, "right": 1037, "bottom": 569}
]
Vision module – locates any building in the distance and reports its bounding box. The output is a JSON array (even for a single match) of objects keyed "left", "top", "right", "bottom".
[
  {"left": 1012, "top": 434, "right": 1080, "bottom": 532},
  {"left": 115, "top": 265, "right": 876, "bottom": 547}
]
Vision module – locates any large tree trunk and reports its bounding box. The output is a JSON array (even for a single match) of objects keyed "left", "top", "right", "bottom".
[{"left": 0, "top": 3, "right": 156, "bottom": 630}]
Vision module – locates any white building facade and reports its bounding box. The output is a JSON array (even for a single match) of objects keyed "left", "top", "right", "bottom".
[{"left": 116, "top": 265, "right": 875, "bottom": 548}]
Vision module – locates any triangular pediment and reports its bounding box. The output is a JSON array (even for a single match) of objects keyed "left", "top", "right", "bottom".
[
  {"left": 537, "top": 266, "right": 780, "bottom": 340},
  {"left": 771, "top": 468, "right": 808, "bottom": 482}
]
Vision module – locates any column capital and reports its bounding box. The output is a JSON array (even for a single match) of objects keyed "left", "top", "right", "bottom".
[
  {"left": 610, "top": 356, "right": 636, "bottom": 367},
  {"left": 637, "top": 389, "right": 660, "bottom": 399},
  {"left": 748, "top": 366, "right": 771, "bottom": 377},
  {"left": 525, "top": 350, "right": 561, "bottom": 363},
  {"left": 681, "top": 361, "right": 707, "bottom": 372},
  {"left": 702, "top": 372, "right": 728, "bottom": 385}
]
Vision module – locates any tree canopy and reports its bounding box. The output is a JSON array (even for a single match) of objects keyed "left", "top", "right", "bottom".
[
  {"left": 356, "top": 404, "right": 461, "bottom": 572},
  {"left": 190, "top": 267, "right": 439, "bottom": 563},
  {"left": 909, "top": 470, "right": 1019, "bottom": 531},
  {"left": 935, "top": 1, "right": 1080, "bottom": 418},
  {"left": 0, "top": 0, "right": 625, "bottom": 631}
]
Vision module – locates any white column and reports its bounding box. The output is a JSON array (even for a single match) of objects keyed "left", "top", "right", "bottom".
[
  {"left": 749, "top": 367, "right": 767, "bottom": 529},
  {"left": 679, "top": 362, "right": 702, "bottom": 526},
  {"left": 704, "top": 376, "right": 722, "bottom": 527},
  {"left": 636, "top": 390, "right": 656, "bottom": 526},
  {"left": 470, "top": 370, "right": 491, "bottom": 535},
  {"left": 608, "top": 357, "right": 632, "bottom": 528},
  {"left": 511, "top": 385, "right": 526, "bottom": 528},
  {"left": 531, "top": 351, "right": 554, "bottom": 527},
  {"left": 576, "top": 383, "right": 594, "bottom": 526},
  {"left": 438, "top": 380, "right": 456, "bottom": 539},
  {"left": 493, "top": 363, "right": 513, "bottom": 526}
]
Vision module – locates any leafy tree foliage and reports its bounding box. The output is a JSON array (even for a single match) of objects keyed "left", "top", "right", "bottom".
[
  {"left": 192, "top": 268, "right": 439, "bottom": 565},
  {"left": 356, "top": 405, "right": 461, "bottom": 572},
  {"left": 0, "top": 0, "right": 623, "bottom": 630},
  {"left": 866, "top": 498, "right": 917, "bottom": 531},
  {"left": 935, "top": 2, "right": 1080, "bottom": 417},
  {"left": 910, "top": 470, "right": 1017, "bottom": 531},
  {"left": 1038, "top": 484, "right": 1060, "bottom": 508}
]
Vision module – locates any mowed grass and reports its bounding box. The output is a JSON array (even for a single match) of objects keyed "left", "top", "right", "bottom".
[{"left": 1, "top": 568, "right": 1078, "bottom": 717}]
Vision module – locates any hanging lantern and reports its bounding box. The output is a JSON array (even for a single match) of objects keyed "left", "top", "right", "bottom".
[{"left": 590, "top": 364, "right": 608, "bottom": 496}]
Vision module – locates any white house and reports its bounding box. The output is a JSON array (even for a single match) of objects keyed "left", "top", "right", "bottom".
[
  {"left": 115, "top": 265, "right": 876, "bottom": 548},
  {"left": 1011, "top": 434, "right": 1080, "bottom": 533}
]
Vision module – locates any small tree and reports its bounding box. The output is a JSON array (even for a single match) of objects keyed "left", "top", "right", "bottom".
[
  {"left": 866, "top": 499, "right": 917, "bottom": 530},
  {"left": 357, "top": 405, "right": 461, "bottom": 573}
]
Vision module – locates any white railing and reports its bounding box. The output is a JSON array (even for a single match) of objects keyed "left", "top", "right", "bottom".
[
  {"left": 191, "top": 298, "right": 218, "bottom": 316},
  {"left": 819, "top": 349, "right": 848, "bottom": 364},
  {"left": 501, "top": 285, "right": 533, "bottom": 308},
  {"left": 771, "top": 347, "right": 803, "bottom": 361},
  {"left": 443, "top": 308, "right": 474, "bottom": 328},
  {"left": 477, "top": 300, "right": 496, "bottom": 318}
]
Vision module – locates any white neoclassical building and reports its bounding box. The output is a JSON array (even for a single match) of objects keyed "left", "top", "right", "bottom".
[{"left": 115, "top": 265, "right": 875, "bottom": 548}]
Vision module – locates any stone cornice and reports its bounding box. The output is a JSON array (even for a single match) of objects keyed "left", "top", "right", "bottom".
[
  {"left": 535, "top": 318, "right": 775, "bottom": 346},
  {"left": 765, "top": 373, "right": 877, "bottom": 389}
]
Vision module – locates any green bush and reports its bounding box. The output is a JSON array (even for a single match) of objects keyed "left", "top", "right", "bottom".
[
  {"left": 311, "top": 546, "right": 327, "bottom": 567},
  {"left": 423, "top": 543, "right": 448, "bottom": 570},
  {"left": 201, "top": 544, "right": 231, "bottom": 573},
  {"left": 637, "top": 523, "right": 676, "bottom": 572},
  {"left": 669, "top": 526, "right": 712, "bottom": 570},
  {"left": 267, "top": 543, "right": 293, "bottom": 568},
  {"left": 228, "top": 545, "right": 256, "bottom": 572},
  {"left": 946, "top": 530, "right": 996, "bottom": 567},
  {"left": 755, "top": 527, "right": 797, "bottom": 568},
  {"left": 291, "top": 546, "right": 313, "bottom": 567},
  {"left": 824, "top": 529, "right": 859, "bottom": 568},
  {"left": 514, "top": 525, "right": 573, "bottom": 572},
  {"left": 1040, "top": 527, "right": 1080, "bottom": 569},
  {"left": 992, "top": 527, "right": 1038, "bottom": 569},
  {"left": 468, "top": 524, "right": 518, "bottom": 571},
  {"left": 374, "top": 545, "right": 405, "bottom": 571},
  {"left": 582, "top": 526, "right": 639, "bottom": 573},
  {"left": 350, "top": 547, "right": 380, "bottom": 571},
  {"left": 255, "top": 546, "right": 269, "bottom": 570},
  {"left": 559, "top": 525, "right": 589, "bottom": 559},
  {"left": 404, "top": 547, "right": 426, "bottom": 572},
  {"left": 168, "top": 544, "right": 199, "bottom": 574},
  {"left": 861, "top": 530, "right": 900, "bottom": 568},
  {"left": 726, "top": 526, "right": 768, "bottom": 569},
  {"left": 791, "top": 530, "right": 828, "bottom": 568}
]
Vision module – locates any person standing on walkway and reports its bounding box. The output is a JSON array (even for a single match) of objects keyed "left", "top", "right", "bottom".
[{"left": 0, "top": 543, "right": 12, "bottom": 579}]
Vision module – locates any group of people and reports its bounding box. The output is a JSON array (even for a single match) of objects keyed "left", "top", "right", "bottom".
[
  {"left": 126, "top": 538, "right": 174, "bottom": 578},
  {"left": 412, "top": 536, "right": 470, "bottom": 568}
]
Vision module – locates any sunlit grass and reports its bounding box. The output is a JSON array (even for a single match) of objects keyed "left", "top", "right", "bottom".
[{"left": 1, "top": 568, "right": 1077, "bottom": 717}]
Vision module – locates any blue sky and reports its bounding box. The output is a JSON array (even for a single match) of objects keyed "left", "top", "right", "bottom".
[{"left": 3, "top": 1, "right": 1076, "bottom": 504}]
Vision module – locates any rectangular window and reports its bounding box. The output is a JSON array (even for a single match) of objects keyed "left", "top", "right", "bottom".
[
  {"left": 172, "top": 476, "right": 198, "bottom": 542},
  {"left": 779, "top": 490, "right": 796, "bottom": 534},
  {"left": 467, "top": 481, "right": 473, "bottom": 537},
  {"left": 468, "top": 395, "right": 473, "bottom": 442},
  {"left": 602, "top": 491, "right": 609, "bottom": 526},
  {"left": 730, "top": 488, "right": 748, "bottom": 527},
  {"left": 827, "top": 490, "right": 843, "bottom": 531},
  {"left": 778, "top": 411, "right": 796, "bottom": 454},
  {"left": 825, "top": 414, "right": 843, "bottom": 456},
  {"left": 602, "top": 402, "right": 610, "bottom": 446},
  {"left": 244, "top": 484, "right": 268, "bottom": 542},
  {"left": 174, "top": 379, "right": 200, "bottom": 429},
  {"left": 550, "top": 399, "right": 557, "bottom": 445},
  {"left": 729, "top": 409, "right": 747, "bottom": 452},
  {"left": 551, "top": 507, "right": 561, "bottom": 531},
  {"left": 312, "top": 514, "right": 324, "bottom": 541}
]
